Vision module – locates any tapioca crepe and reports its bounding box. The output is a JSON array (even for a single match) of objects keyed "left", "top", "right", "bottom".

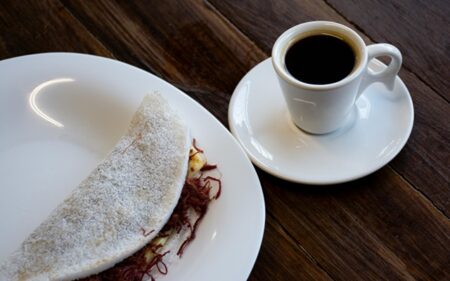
[{"left": 0, "top": 94, "right": 192, "bottom": 281}]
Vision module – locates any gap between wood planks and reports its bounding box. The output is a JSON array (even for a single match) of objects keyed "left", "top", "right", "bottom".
[
  {"left": 266, "top": 212, "right": 337, "bottom": 280},
  {"left": 57, "top": 0, "right": 115, "bottom": 59},
  {"left": 388, "top": 164, "right": 449, "bottom": 220},
  {"left": 61, "top": 0, "right": 172, "bottom": 78}
]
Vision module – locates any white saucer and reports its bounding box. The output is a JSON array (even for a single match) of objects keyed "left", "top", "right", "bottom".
[{"left": 229, "top": 58, "right": 414, "bottom": 185}]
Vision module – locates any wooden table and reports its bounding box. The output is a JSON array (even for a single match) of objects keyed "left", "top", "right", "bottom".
[{"left": 1, "top": 1, "right": 449, "bottom": 280}]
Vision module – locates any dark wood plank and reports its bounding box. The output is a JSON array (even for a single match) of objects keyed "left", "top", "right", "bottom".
[
  {"left": 261, "top": 168, "right": 450, "bottom": 280},
  {"left": 249, "top": 214, "right": 333, "bottom": 281},
  {"left": 208, "top": 0, "right": 450, "bottom": 216},
  {"left": 207, "top": 0, "right": 351, "bottom": 53},
  {"left": 326, "top": 0, "right": 450, "bottom": 101},
  {"left": 0, "top": 0, "right": 111, "bottom": 59},
  {"left": 61, "top": 0, "right": 265, "bottom": 122}
]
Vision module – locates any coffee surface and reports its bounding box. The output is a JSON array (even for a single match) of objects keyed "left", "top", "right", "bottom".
[{"left": 285, "top": 34, "right": 355, "bottom": 85}]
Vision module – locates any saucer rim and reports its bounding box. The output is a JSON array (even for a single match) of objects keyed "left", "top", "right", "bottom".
[{"left": 228, "top": 58, "right": 414, "bottom": 185}]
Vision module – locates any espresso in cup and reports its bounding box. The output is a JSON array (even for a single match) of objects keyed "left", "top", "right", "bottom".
[
  {"left": 272, "top": 21, "right": 402, "bottom": 134},
  {"left": 285, "top": 34, "right": 357, "bottom": 85}
]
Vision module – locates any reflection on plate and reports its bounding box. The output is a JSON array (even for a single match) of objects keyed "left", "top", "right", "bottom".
[
  {"left": 229, "top": 58, "right": 414, "bottom": 185},
  {"left": 0, "top": 53, "right": 265, "bottom": 281}
]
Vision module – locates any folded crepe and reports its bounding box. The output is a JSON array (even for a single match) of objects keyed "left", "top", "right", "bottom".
[{"left": 0, "top": 94, "right": 191, "bottom": 281}]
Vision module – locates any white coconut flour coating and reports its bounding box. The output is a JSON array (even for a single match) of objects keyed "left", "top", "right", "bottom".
[{"left": 0, "top": 94, "right": 191, "bottom": 281}]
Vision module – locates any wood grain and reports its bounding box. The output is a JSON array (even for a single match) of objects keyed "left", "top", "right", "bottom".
[
  {"left": 208, "top": 0, "right": 348, "bottom": 53},
  {"left": 249, "top": 214, "right": 333, "bottom": 281},
  {"left": 0, "top": 0, "right": 111, "bottom": 59},
  {"left": 61, "top": 0, "right": 265, "bottom": 104},
  {"left": 326, "top": 0, "right": 450, "bottom": 101},
  {"left": 260, "top": 168, "right": 450, "bottom": 280},
  {"left": 208, "top": 0, "right": 450, "bottom": 217}
]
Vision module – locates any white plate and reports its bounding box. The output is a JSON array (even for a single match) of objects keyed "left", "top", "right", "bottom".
[
  {"left": 0, "top": 53, "right": 265, "bottom": 281},
  {"left": 229, "top": 58, "right": 414, "bottom": 185}
]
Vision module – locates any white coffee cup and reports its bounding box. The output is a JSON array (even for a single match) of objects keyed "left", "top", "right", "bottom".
[{"left": 272, "top": 21, "right": 402, "bottom": 134}]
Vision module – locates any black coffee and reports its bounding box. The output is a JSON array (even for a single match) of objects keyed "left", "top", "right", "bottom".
[{"left": 285, "top": 34, "right": 356, "bottom": 85}]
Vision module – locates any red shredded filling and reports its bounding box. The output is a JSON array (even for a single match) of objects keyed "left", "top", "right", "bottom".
[
  {"left": 192, "top": 138, "right": 203, "bottom": 153},
  {"left": 200, "top": 164, "right": 217, "bottom": 171},
  {"left": 141, "top": 228, "right": 155, "bottom": 237},
  {"left": 79, "top": 142, "right": 221, "bottom": 281},
  {"left": 80, "top": 243, "right": 170, "bottom": 281}
]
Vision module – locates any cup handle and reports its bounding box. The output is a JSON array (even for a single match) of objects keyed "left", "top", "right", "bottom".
[{"left": 357, "top": 43, "right": 402, "bottom": 98}]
